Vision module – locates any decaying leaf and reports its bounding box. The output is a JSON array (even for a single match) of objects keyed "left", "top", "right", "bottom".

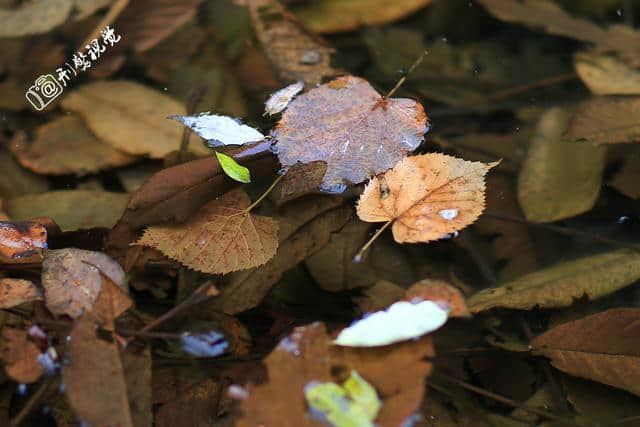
[
  {"left": 0, "top": 278, "right": 42, "bottom": 308},
  {"left": 9, "top": 116, "right": 135, "bottom": 176},
  {"left": 294, "top": 0, "right": 432, "bottom": 34},
  {"left": 0, "top": 220, "right": 47, "bottom": 263},
  {"left": 264, "top": 81, "right": 304, "bottom": 115},
  {"left": 171, "top": 113, "right": 265, "bottom": 147},
  {"left": 574, "top": 51, "right": 640, "bottom": 95},
  {"left": 42, "top": 248, "right": 128, "bottom": 318},
  {"left": 136, "top": 188, "right": 278, "bottom": 275},
  {"left": 357, "top": 153, "right": 497, "bottom": 243},
  {"left": 532, "top": 308, "right": 640, "bottom": 397},
  {"left": 467, "top": 249, "right": 640, "bottom": 313},
  {"left": 274, "top": 76, "right": 429, "bottom": 192},
  {"left": 518, "top": 107, "right": 605, "bottom": 222},
  {"left": 237, "top": 322, "right": 435, "bottom": 427},
  {"left": 247, "top": 0, "right": 337, "bottom": 84},
  {"left": 61, "top": 81, "right": 209, "bottom": 159},
  {"left": 7, "top": 190, "right": 129, "bottom": 232},
  {"left": 0, "top": 327, "right": 43, "bottom": 384},
  {"left": 565, "top": 97, "right": 640, "bottom": 145}
]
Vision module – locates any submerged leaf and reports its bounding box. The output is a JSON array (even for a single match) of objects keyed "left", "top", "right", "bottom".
[
  {"left": 574, "top": 51, "right": 640, "bottom": 95},
  {"left": 215, "top": 151, "right": 251, "bottom": 183},
  {"left": 357, "top": 153, "right": 497, "bottom": 243},
  {"left": 171, "top": 113, "right": 265, "bottom": 147},
  {"left": 0, "top": 327, "right": 43, "bottom": 384},
  {"left": 565, "top": 97, "right": 640, "bottom": 145},
  {"left": 135, "top": 188, "right": 278, "bottom": 275},
  {"left": 273, "top": 75, "right": 429, "bottom": 192}
]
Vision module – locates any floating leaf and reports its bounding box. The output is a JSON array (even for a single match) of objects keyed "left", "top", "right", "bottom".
[
  {"left": 171, "top": 113, "right": 265, "bottom": 147},
  {"left": 305, "top": 370, "right": 381, "bottom": 426},
  {"left": 357, "top": 153, "right": 497, "bottom": 243},
  {"left": 518, "top": 107, "right": 605, "bottom": 222},
  {"left": 215, "top": 151, "right": 251, "bottom": 183},
  {"left": 274, "top": 75, "right": 429, "bottom": 192},
  {"left": 0, "top": 327, "right": 43, "bottom": 384},
  {"left": 334, "top": 300, "right": 449, "bottom": 347},
  {"left": 264, "top": 81, "right": 304, "bottom": 115},
  {"left": 467, "top": 249, "right": 640, "bottom": 313},
  {"left": 532, "top": 309, "right": 640, "bottom": 397},
  {"left": 0, "top": 220, "right": 47, "bottom": 263},
  {"left": 135, "top": 188, "right": 278, "bottom": 275},
  {"left": 565, "top": 97, "right": 640, "bottom": 145},
  {"left": 0, "top": 278, "right": 42, "bottom": 309}
]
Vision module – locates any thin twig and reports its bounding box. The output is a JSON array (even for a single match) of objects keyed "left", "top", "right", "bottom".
[
  {"left": 386, "top": 50, "right": 427, "bottom": 98},
  {"left": 79, "top": 0, "right": 129, "bottom": 50},
  {"left": 353, "top": 219, "right": 393, "bottom": 262},
  {"left": 234, "top": 174, "right": 284, "bottom": 215},
  {"left": 9, "top": 379, "right": 55, "bottom": 427}
]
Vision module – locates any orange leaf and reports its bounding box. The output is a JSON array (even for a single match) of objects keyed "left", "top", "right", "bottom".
[
  {"left": 135, "top": 188, "right": 278, "bottom": 275},
  {"left": 357, "top": 153, "right": 498, "bottom": 243}
]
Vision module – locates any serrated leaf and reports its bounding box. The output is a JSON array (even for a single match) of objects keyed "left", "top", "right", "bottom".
[{"left": 215, "top": 151, "right": 251, "bottom": 183}]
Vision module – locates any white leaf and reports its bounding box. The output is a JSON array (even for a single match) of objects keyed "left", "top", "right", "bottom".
[
  {"left": 264, "top": 81, "right": 304, "bottom": 116},
  {"left": 170, "top": 113, "right": 264, "bottom": 147},
  {"left": 333, "top": 300, "right": 449, "bottom": 347}
]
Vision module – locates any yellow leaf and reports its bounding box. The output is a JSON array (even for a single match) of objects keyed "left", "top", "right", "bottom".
[
  {"left": 356, "top": 153, "right": 497, "bottom": 243},
  {"left": 135, "top": 188, "right": 278, "bottom": 275}
]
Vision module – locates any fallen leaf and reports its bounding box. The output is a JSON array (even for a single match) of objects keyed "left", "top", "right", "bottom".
[
  {"left": 467, "top": 249, "right": 640, "bottom": 313},
  {"left": 0, "top": 278, "right": 43, "bottom": 308},
  {"left": 0, "top": 220, "right": 47, "bottom": 263},
  {"left": 274, "top": 75, "right": 429, "bottom": 192},
  {"left": 42, "top": 248, "right": 127, "bottom": 318},
  {"left": 532, "top": 308, "right": 640, "bottom": 397},
  {"left": 0, "top": 327, "right": 43, "bottom": 383},
  {"left": 294, "top": 0, "right": 432, "bottom": 34},
  {"left": 574, "top": 51, "right": 640, "bottom": 95},
  {"left": 9, "top": 115, "right": 135, "bottom": 176},
  {"left": 406, "top": 279, "right": 470, "bottom": 318},
  {"left": 610, "top": 147, "right": 640, "bottom": 199},
  {"left": 563, "top": 376, "right": 640, "bottom": 424},
  {"left": 171, "top": 113, "right": 265, "bottom": 147},
  {"left": 215, "top": 151, "right": 251, "bottom": 183},
  {"left": 7, "top": 190, "right": 128, "bottom": 232},
  {"left": 247, "top": 0, "right": 337, "bottom": 84},
  {"left": 478, "top": 0, "right": 640, "bottom": 66},
  {"left": 60, "top": 80, "right": 209, "bottom": 158},
  {"left": 237, "top": 322, "right": 435, "bottom": 427},
  {"left": 264, "top": 81, "right": 304, "bottom": 115},
  {"left": 91, "top": 274, "right": 133, "bottom": 330},
  {"left": 136, "top": 188, "right": 278, "bottom": 275},
  {"left": 334, "top": 300, "right": 448, "bottom": 347},
  {"left": 0, "top": 0, "right": 73, "bottom": 37},
  {"left": 565, "top": 97, "right": 640, "bottom": 145},
  {"left": 357, "top": 153, "right": 497, "bottom": 243},
  {"left": 355, "top": 280, "right": 406, "bottom": 313},
  {"left": 0, "top": 151, "right": 49, "bottom": 198},
  {"left": 271, "top": 161, "right": 327, "bottom": 205},
  {"left": 518, "top": 107, "right": 605, "bottom": 222}
]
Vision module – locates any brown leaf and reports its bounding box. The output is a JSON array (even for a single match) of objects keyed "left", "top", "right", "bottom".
[
  {"left": 60, "top": 80, "right": 209, "bottom": 159},
  {"left": 247, "top": 0, "right": 337, "bottom": 84},
  {"left": 574, "top": 51, "right": 640, "bottom": 96},
  {"left": 0, "top": 327, "right": 43, "bottom": 384},
  {"left": 7, "top": 190, "right": 128, "bottom": 232},
  {"left": 0, "top": 278, "right": 43, "bottom": 309},
  {"left": 0, "top": 220, "right": 47, "bottom": 263},
  {"left": 467, "top": 249, "right": 640, "bottom": 313},
  {"left": 237, "top": 322, "right": 434, "bottom": 427},
  {"left": 9, "top": 116, "right": 135, "bottom": 176},
  {"left": 274, "top": 76, "right": 429, "bottom": 191},
  {"left": 42, "top": 248, "right": 127, "bottom": 318},
  {"left": 0, "top": 151, "right": 49, "bottom": 198},
  {"left": 565, "top": 97, "right": 640, "bottom": 145},
  {"left": 64, "top": 315, "right": 134, "bottom": 427},
  {"left": 357, "top": 153, "right": 497, "bottom": 243},
  {"left": 407, "top": 279, "right": 470, "bottom": 318},
  {"left": 91, "top": 275, "right": 133, "bottom": 330},
  {"left": 271, "top": 161, "right": 327, "bottom": 205},
  {"left": 136, "top": 188, "right": 278, "bottom": 275},
  {"left": 355, "top": 280, "right": 406, "bottom": 313},
  {"left": 294, "top": 0, "right": 432, "bottom": 34},
  {"left": 211, "top": 196, "right": 351, "bottom": 314},
  {"left": 532, "top": 308, "right": 640, "bottom": 397}
]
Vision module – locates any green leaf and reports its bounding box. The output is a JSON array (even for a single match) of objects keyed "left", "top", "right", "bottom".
[
  {"left": 305, "top": 370, "right": 381, "bottom": 427},
  {"left": 215, "top": 151, "right": 251, "bottom": 183}
]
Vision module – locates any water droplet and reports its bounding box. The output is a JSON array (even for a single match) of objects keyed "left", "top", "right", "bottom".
[
  {"left": 228, "top": 384, "right": 249, "bottom": 400},
  {"left": 616, "top": 8, "right": 623, "bottom": 16},
  {"left": 439, "top": 208, "right": 459, "bottom": 220},
  {"left": 617, "top": 215, "right": 630, "bottom": 224},
  {"left": 320, "top": 182, "right": 347, "bottom": 194},
  {"left": 17, "top": 384, "right": 27, "bottom": 395}
]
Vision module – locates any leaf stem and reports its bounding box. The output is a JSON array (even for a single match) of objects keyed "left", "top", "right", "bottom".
[
  {"left": 385, "top": 50, "right": 427, "bottom": 98},
  {"left": 238, "top": 174, "right": 284, "bottom": 215},
  {"left": 353, "top": 219, "right": 393, "bottom": 262}
]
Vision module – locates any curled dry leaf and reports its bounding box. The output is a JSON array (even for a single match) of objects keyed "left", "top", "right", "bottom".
[
  {"left": 0, "top": 327, "right": 43, "bottom": 384},
  {"left": 0, "top": 220, "right": 47, "bottom": 263},
  {"left": 467, "top": 249, "right": 640, "bottom": 313},
  {"left": 274, "top": 76, "right": 429, "bottom": 192},
  {"left": 565, "top": 97, "right": 640, "bottom": 145},
  {"left": 9, "top": 116, "right": 135, "bottom": 176},
  {"left": 61, "top": 81, "right": 209, "bottom": 159},
  {"left": 237, "top": 322, "right": 435, "bottom": 427},
  {"left": 532, "top": 308, "right": 640, "bottom": 397},
  {"left": 0, "top": 278, "right": 43, "bottom": 309},
  {"left": 135, "top": 188, "right": 278, "bottom": 275},
  {"left": 357, "top": 153, "right": 498, "bottom": 243},
  {"left": 42, "top": 248, "right": 127, "bottom": 318}
]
